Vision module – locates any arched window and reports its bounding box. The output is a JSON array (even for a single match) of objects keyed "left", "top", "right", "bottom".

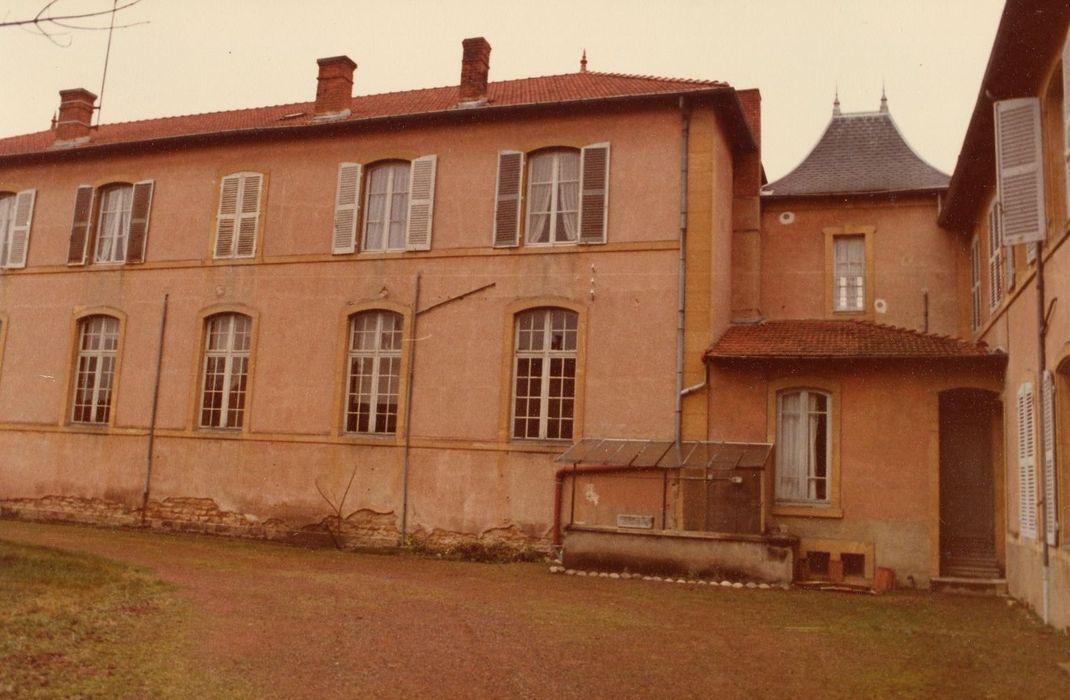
[
  {"left": 512, "top": 308, "right": 577, "bottom": 440},
  {"left": 776, "top": 389, "right": 830, "bottom": 503},
  {"left": 67, "top": 181, "right": 152, "bottom": 266},
  {"left": 345, "top": 310, "right": 403, "bottom": 434},
  {"left": 526, "top": 149, "right": 580, "bottom": 245},
  {"left": 363, "top": 162, "right": 410, "bottom": 252},
  {"left": 199, "top": 313, "right": 252, "bottom": 429},
  {"left": 72, "top": 315, "right": 120, "bottom": 424}
]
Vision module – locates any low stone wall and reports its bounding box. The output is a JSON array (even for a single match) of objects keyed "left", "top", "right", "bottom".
[
  {"left": 562, "top": 526, "right": 797, "bottom": 583},
  {"left": 0, "top": 495, "right": 545, "bottom": 557}
]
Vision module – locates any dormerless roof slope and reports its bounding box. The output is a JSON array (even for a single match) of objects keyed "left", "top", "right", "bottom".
[
  {"left": 763, "top": 101, "right": 948, "bottom": 197},
  {"left": 0, "top": 71, "right": 736, "bottom": 159},
  {"left": 706, "top": 319, "right": 998, "bottom": 361}
]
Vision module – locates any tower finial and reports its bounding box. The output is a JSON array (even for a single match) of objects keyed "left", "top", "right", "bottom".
[
  {"left": 833, "top": 84, "right": 841, "bottom": 116},
  {"left": 880, "top": 80, "right": 888, "bottom": 113},
  {"left": 580, "top": 49, "right": 588, "bottom": 73}
]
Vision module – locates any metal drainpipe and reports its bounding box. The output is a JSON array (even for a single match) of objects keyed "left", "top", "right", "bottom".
[
  {"left": 400, "top": 274, "right": 421, "bottom": 546},
  {"left": 140, "top": 293, "right": 169, "bottom": 524},
  {"left": 675, "top": 97, "right": 691, "bottom": 449},
  {"left": 1035, "top": 243, "right": 1051, "bottom": 625}
]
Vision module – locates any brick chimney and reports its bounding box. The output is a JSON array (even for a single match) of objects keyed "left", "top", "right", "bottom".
[
  {"left": 458, "top": 37, "right": 491, "bottom": 104},
  {"left": 54, "top": 88, "right": 97, "bottom": 143},
  {"left": 314, "top": 55, "right": 356, "bottom": 119}
]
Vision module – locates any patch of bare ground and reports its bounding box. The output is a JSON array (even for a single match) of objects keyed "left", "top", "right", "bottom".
[{"left": 2, "top": 520, "right": 1069, "bottom": 699}]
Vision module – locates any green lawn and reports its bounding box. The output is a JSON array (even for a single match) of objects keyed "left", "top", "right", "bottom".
[{"left": 0, "top": 539, "right": 247, "bottom": 699}]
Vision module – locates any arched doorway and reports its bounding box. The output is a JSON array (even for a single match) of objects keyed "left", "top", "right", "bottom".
[{"left": 939, "top": 389, "right": 1002, "bottom": 578}]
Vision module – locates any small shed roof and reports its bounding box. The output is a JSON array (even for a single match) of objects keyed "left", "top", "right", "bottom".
[
  {"left": 763, "top": 97, "right": 948, "bottom": 198},
  {"left": 556, "top": 438, "right": 772, "bottom": 469},
  {"left": 706, "top": 319, "right": 1000, "bottom": 361}
]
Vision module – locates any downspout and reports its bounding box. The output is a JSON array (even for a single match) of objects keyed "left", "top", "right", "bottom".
[
  {"left": 675, "top": 97, "right": 691, "bottom": 448},
  {"left": 1035, "top": 243, "right": 1050, "bottom": 625},
  {"left": 400, "top": 274, "right": 421, "bottom": 546},
  {"left": 140, "top": 293, "right": 169, "bottom": 524}
]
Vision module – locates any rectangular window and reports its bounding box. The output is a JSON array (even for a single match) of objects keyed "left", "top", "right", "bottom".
[
  {"left": 512, "top": 308, "right": 577, "bottom": 440},
  {"left": 199, "top": 314, "right": 252, "bottom": 429},
  {"left": 95, "top": 185, "right": 133, "bottom": 263},
  {"left": 970, "top": 236, "right": 982, "bottom": 331},
  {"left": 345, "top": 311, "right": 402, "bottom": 434},
  {"left": 776, "top": 390, "right": 830, "bottom": 504},
  {"left": 986, "top": 202, "right": 1004, "bottom": 310},
  {"left": 833, "top": 235, "right": 865, "bottom": 312},
  {"left": 72, "top": 316, "right": 119, "bottom": 424}
]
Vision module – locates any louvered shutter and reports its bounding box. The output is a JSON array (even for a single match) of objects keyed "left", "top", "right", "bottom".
[
  {"left": 214, "top": 175, "right": 240, "bottom": 258},
  {"left": 125, "top": 180, "right": 154, "bottom": 263},
  {"left": 332, "top": 163, "right": 362, "bottom": 254},
  {"left": 493, "top": 151, "right": 523, "bottom": 247},
  {"left": 1042, "top": 371, "right": 1058, "bottom": 545},
  {"left": 1005, "top": 235, "right": 1016, "bottom": 289},
  {"left": 235, "top": 173, "right": 262, "bottom": 258},
  {"left": 578, "top": 143, "right": 610, "bottom": 244},
  {"left": 6, "top": 189, "right": 36, "bottom": 269},
  {"left": 405, "top": 155, "right": 437, "bottom": 251},
  {"left": 1063, "top": 36, "right": 1070, "bottom": 215},
  {"left": 67, "top": 185, "right": 95, "bottom": 265},
  {"left": 1017, "top": 383, "right": 1038, "bottom": 539},
  {"left": 995, "top": 98, "right": 1046, "bottom": 246}
]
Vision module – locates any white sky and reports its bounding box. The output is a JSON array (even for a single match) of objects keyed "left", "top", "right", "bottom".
[{"left": 0, "top": 0, "right": 1005, "bottom": 181}]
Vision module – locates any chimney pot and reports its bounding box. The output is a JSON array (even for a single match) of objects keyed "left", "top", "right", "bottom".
[
  {"left": 54, "top": 88, "right": 97, "bottom": 142},
  {"left": 459, "top": 37, "right": 491, "bottom": 104},
  {"left": 315, "top": 55, "right": 356, "bottom": 119}
]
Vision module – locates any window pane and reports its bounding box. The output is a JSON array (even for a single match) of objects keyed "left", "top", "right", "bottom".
[
  {"left": 200, "top": 313, "right": 251, "bottom": 429},
  {"left": 512, "top": 308, "right": 578, "bottom": 440},
  {"left": 345, "top": 311, "right": 403, "bottom": 435},
  {"left": 71, "top": 315, "right": 120, "bottom": 425}
]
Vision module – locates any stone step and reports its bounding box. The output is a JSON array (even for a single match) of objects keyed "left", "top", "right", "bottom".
[{"left": 931, "top": 576, "right": 1008, "bottom": 596}]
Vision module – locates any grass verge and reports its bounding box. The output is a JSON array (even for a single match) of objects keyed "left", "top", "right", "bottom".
[{"left": 0, "top": 538, "right": 246, "bottom": 699}]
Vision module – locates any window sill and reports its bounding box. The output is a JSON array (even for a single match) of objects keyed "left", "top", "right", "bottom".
[{"left": 772, "top": 504, "right": 843, "bottom": 519}]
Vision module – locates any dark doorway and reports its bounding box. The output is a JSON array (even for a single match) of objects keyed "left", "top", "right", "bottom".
[{"left": 939, "top": 389, "right": 1001, "bottom": 578}]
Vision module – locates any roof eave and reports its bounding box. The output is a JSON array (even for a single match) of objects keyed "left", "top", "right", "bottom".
[
  {"left": 939, "top": 0, "right": 1070, "bottom": 231},
  {"left": 0, "top": 85, "right": 750, "bottom": 165},
  {"left": 706, "top": 352, "right": 1005, "bottom": 363},
  {"left": 761, "top": 185, "right": 947, "bottom": 201}
]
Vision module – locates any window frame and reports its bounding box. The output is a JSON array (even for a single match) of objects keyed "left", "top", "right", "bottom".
[
  {"left": 196, "top": 311, "right": 255, "bottom": 431},
  {"left": 63, "top": 308, "right": 126, "bottom": 429},
  {"left": 70, "top": 314, "right": 121, "bottom": 424},
  {"left": 361, "top": 160, "right": 411, "bottom": 253},
  {"left": 970, "top": 234, "right": 982, "bottom": 331},
  {"left": 500, "top": 301, "right": 585, "bottom": 443},
  {"left": 823, "top": 225, "right": 874, "bottom": 319},
  {"left": 768, "top": 377, "right": 842, "bottom": 518},
  {"left": 525, "top": 148, "right": 581, "bottom": 247},
  {"left": 93, "top": 183, "right": 134, "bottom": 264},
  {"left": 343, "top": 309, "right": 404, "bottom": 436},
  {"left": 986, "top": 201, "right": 1006, "bottom": 311}
]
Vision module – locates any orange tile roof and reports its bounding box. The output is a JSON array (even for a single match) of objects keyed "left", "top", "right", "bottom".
[
  {"left": 706, "top": 319, "right": 999, "bottom": 360},
  {"left": 0, "top": 71, "right": 729, "bottom": 158}
]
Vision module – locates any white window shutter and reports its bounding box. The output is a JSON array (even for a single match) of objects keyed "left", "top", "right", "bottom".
[
  {"left": 405, "top": 155, "right": 437, "bottom": 251},
  {"left": 214, "top": 175, "right": 241, "bottom": 258},
  {"left": 1042, "top": 371, "right": 1058, "bottom": 545},
  {"left": 970, "top": 236, "right": 981, "bottom": 330},
  {"left": 1004, "top": 225, "right": 1016, "bottom": 289},
  {"left": 578, "top": 143, "right": 610, "bottom": 244},
  {"left": 126, "top": 180, "right": 155, "bottom": 264},
  {"left": 6, "top": 189, "right": 36, "bottom": 269},
  {"left": 332, "top": 162, "right": 362, "bottom": 254},
  {"left": 1017, "top": 383, "right": 1038, "bottom": 539},
  {"left": 236, "top": 173, "right": 262, "bottom": 258},
  {"left": 986, "top": 204, "right": 1002, "bottom": 309},
  {"left": 493, "top": 151, "right": 524, "bottom": 247},
  {"left": 995, "top": 98, "right": 1046, "bottom": 246}
]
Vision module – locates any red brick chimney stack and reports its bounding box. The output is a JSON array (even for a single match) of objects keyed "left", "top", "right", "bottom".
[
  {"left": 54, "top": 88, "right": 97, "bottom": 142},
  {"left": 459, "top": 37, "right": 491, "bottom": 103},
  {"left": 315, "top": 55, "right": 357, "bottom": 118}
]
